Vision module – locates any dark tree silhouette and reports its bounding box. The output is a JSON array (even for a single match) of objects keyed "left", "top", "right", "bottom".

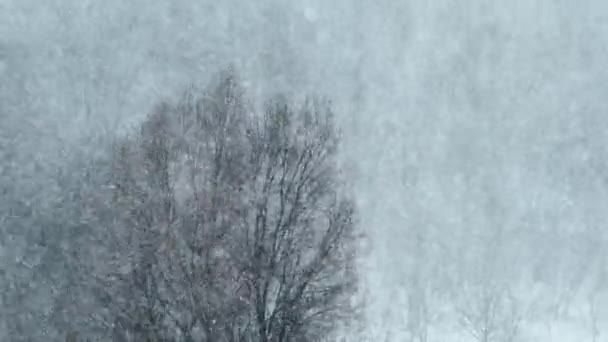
[{"left": 94, "top": 70, "right": 359, "bottom": 341}]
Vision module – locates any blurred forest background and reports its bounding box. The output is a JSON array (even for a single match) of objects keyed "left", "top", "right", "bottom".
[{"left": 2, "top": 1, "right": 608, "bottom": 341}]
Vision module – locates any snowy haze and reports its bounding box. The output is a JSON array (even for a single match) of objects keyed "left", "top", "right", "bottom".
[{"left": 2, "top": 1, "right": 608, "bottom": 340}]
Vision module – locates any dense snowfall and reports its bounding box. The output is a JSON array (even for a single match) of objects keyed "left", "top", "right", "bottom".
[{"left": 1, "top": 1, "right": 608, "bottom": 341}]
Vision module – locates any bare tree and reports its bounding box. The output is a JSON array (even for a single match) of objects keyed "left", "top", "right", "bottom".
[
  {"left": 457, "top": 280, "right": 522, "bottom": 342},
  {"left": 92, "top": 69, "right": 358, "bottom": 341},
  {"left": 238, "top": 96, "right": 358, "bottom": 341},
  {"left": 454, "top": 225, "right": 523, "bottom": 342}
]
